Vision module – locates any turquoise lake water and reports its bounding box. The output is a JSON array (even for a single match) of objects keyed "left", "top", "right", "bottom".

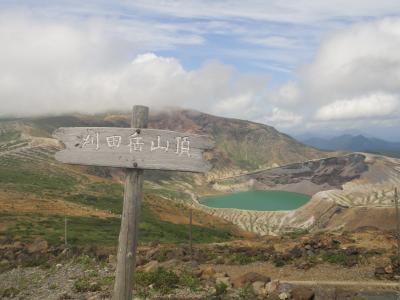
[{"left": 200, "top": 190, "right": 310, "bottom": 211}]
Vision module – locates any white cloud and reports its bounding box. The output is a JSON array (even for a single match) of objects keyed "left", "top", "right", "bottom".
[
  {"left": 273, "top": 82, "right": 300, "bottom": 106},
  {"left": 302, "top": 18, "right": 400, "bottom": 102},
  {"left": 314, "top": 93, "right": 399, "bottom": 121},
  {"left": 0, "top": 11, "right": 269, "bottom": 118},
  {"left": 264, "top": 107, "right": 303, "bottom": 128},
  {"left": 246, "top": 36, "right": 298, "bottom": 48}
]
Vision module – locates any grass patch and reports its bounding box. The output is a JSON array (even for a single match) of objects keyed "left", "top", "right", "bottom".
[
  {"left": 0, "top": 163, "right": 80, "bottom": 196},
  {"left": 1, "top": 207, "right": 233, "bottom": 246},
  {"left": 322, "top": 251, "right": 359, "bottom": 267}
]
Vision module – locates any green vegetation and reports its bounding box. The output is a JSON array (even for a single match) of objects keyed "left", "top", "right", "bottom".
[
  {"left": 238, "top": 284, "right": 255, "bottom": 299},
  {"left": 1, "top": 208, "right": 233, "bottom": 246},
  {"left": 227, "top": 252, "right": 268, "bottom": 265},
  {"left": 135, "top": 267, "right": 179, "bottom": 295},
  {"left": 214, "top": 281, "right": 228, "bottom": 296},
  {"left": 74, "top": 277, "right": 101, "bottom": 293},
  {"left": 322, "top": 251, "right": 359, "bottom": 267},
  {"left": 178, "top": 272, "right": 201, "bottom": 291},
  {"left": 134, "top": 269, "right": 200, "bottom": 297},
  {"left": 0, "top": 159, "right": 81, "bottom": 196}
]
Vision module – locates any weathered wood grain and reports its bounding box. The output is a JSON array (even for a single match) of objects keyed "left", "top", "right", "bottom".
[
  {"left": 113, "top": 105, "right": 148, "bottom": 300},
  {"left": 53, "top": 127, "right": 214, "bottom": 172}
]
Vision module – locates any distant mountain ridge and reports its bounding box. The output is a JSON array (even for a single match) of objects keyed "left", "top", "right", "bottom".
[{"left": 300, "top": 134, "right": 400, "bottom": 157}]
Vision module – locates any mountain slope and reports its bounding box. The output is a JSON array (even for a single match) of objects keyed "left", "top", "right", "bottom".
[
  {"left": 0, "top": 109, "right": 328, "bottom": 245},
  {"left": 301, "top": 134, "right": 400, "bottom": 157}
]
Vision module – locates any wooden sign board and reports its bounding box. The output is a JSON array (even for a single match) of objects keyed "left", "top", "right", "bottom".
[{"left": 53, "top": 127, "right": 214, "bottom": 172}]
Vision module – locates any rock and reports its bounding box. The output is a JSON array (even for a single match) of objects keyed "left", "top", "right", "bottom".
[
  {"left": 289, "top": 246, "right": 303, "bottom": 258},
  {"left": 277, "top": 282, "right": 293, "bottom": 293},
  {"left": 192, "top": 268, "right": 203, "bottom": 278},
  {"left": 265, "top": 280, "right": 280, "bottom": 294},
  {"left": 145, "top": 248, "right": 159, "bottom": 260},
  {"left": 27, "top": 239, "right": 48, "bottom": 253},
  {"left": 297, "top": 262, "right": 312, "bottom": 270},
  {"left": 291, "top": 286, "right": 315, "bottom": 300},
  {"left": 233, "top": 272, "right": 271, "bottom": 288},
  {"left": 201, "top": 266, "right": 216, "bottom": 279},
  {"left": 108, "top": 254, "right": 116, "bottom": 265},
  {"left": 374, "top": 266, "right": 386, "bottom": 276},
  {"left": 252, "top": 281, "right": 266, "bottom": 296},
  {"left": 385, "top": 265, "right": 393, "bottom": 274},
  {"left": 344, "top": 247, "right": 359, "bottom": 256},
  {"left": 279, "top": 291, "right": 290, "bottom": 299},
  {"left": 141, "top": 260, "right": 159, "bottom": 272},
  {"left": 160, "top": 258, "right": 179, "bottom": 269},
  {"left": 306, "top": 250, "right": 314, "bottom": 256}
]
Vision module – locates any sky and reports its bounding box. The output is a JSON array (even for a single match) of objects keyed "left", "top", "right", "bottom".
[{"left": 1, "top": 1, "right": 400, "bottom": 140}]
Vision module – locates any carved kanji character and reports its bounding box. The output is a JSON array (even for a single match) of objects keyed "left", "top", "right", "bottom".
[
  {"left": 151, "top": 136, "right": 169, "bottom": 152},
  {"left": 129, "top": 132, "right": 144, "bottom": 152}
]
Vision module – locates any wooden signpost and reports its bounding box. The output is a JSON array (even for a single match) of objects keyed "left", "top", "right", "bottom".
[{"left": 53, "top": 105, "right": 214, "bottom": 300}]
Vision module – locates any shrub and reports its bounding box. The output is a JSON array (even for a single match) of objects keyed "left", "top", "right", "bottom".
[
  {"left": 215, "top": 281, "right": 228, "bottom": 296},
  {"left": 322, "top": 252, "right": 359, "bottom": 267},
  {"left": 238, "top": 283, "right": 255, "bottom": 299},
  {"left": 179, "top": 272, "right": 201, "bottom": 291},
  {"left": 135, "top": 267, "right": 179, "bottom": 294}
]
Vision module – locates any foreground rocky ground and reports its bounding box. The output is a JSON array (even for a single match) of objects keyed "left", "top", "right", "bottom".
[{"left": 1, "top": 229, "right": 400, "bottom": 299}]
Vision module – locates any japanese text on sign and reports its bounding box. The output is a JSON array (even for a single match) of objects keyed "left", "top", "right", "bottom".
[{"left": 82, "top": 132, "right": 191, "bottom": 157}]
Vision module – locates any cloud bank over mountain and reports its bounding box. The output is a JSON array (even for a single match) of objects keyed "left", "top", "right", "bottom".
[{"left": 0, "top": 5, "right": 399, "bottom": 139}]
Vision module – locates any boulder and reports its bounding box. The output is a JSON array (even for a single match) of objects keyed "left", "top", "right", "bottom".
[
  {"left": 252, "top": 281, "right": 266, "bottom": 296},
  {"left": 291, "top": 286, "right": 315, "bottom": 300},
  {"left": 265, "top": 280, "right": 280, "bottom": 294},
  {"left": 375, "top": 266, "right": 386, "bottom": 277},
  {"left": 279, "top": 291, "right": 290, "bottom": 299},
  {"left": 232, "top": 272, "right": 270, "bottom": 288},
  {"left": 385, "top": 265, "right": 394, "bottom": 274}
]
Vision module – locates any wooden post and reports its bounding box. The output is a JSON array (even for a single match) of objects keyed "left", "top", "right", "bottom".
[
  {"left": 113, "top": 105, "right": 149, "bottom": 300},
  {"left": 395, "top": 187, "right": 400, "bottom": 264},
  {"left": 189, "top": 208, "right": 193, "bottom": 260}
]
